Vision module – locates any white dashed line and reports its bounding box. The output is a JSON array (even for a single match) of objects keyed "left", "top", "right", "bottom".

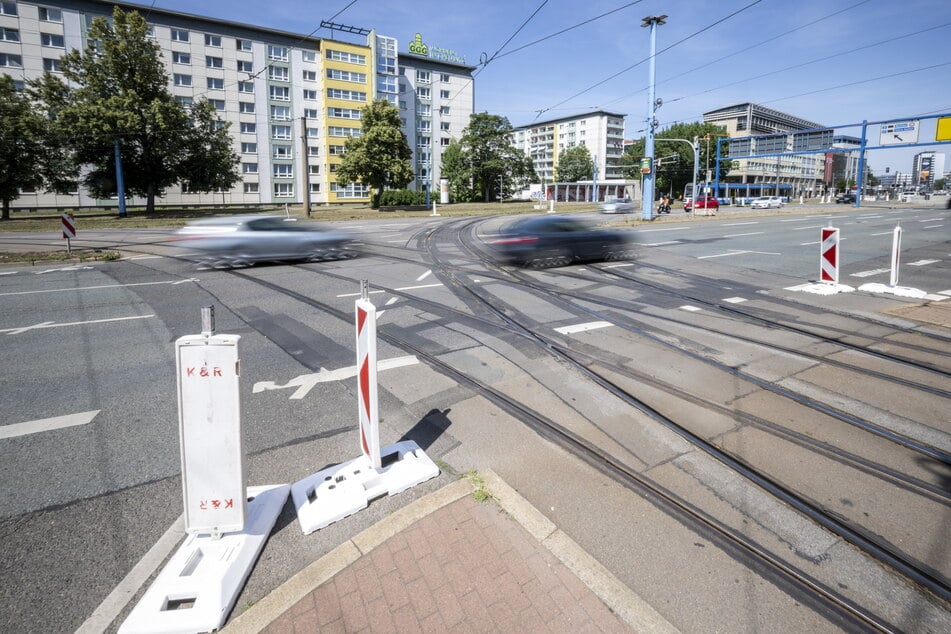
[{"left": 554, "top": 321, "right": 613, "bottom": 335}]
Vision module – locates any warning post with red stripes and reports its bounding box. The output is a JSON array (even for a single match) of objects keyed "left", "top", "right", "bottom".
[
  {"left": 819, "top": 225, "right": 840, "bottom": 284},
  {"left": 355, "top": 280, "right": 382, "bottom": 470}
]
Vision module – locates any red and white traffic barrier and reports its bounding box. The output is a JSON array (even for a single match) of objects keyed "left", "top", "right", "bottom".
[
  {"left": 62, "top": 213, "right": 76, "bottom": 254},
  {"left": 819, "top": 225, "right": 839, "bottom": 284},
  {"left": 292, "top": 281, "right": 439, "bottom": 535}
]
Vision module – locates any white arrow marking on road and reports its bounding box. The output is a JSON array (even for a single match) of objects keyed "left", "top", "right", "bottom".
[
  {"left": 253, "top": 355, "right": 420, "bottom": 400},
  {"left": 554, "top": 321, "right": 613, "bottom": 335},
  {"left": 0, "top": 314, "right": 155, "bottom": 335},
  {"left": 908, "top": 259, "right": 939, "bottom": 266},
  {"left": 0, "top": 278, "right": 197, "bottom": 297},
  {"left": 1, "top": 410, "right": 99, "bottom": 440},
  {"left": 35, "top": 265, "right": 95, "bottom": 274}
]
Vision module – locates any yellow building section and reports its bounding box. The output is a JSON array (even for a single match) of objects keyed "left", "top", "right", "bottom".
[{"left": 321, "top": 39, "right": 374, "bottom": 203}]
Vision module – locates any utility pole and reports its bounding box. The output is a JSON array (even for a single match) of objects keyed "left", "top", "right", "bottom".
[
  {"left": 114, "top": 139, "right": 127, "bottom": 218},
  {"left": 640, "top": 14, "right": 666, "bottom": 221},
  {"left": 300, "top": 116, "right": 311, "bottom": 216}
]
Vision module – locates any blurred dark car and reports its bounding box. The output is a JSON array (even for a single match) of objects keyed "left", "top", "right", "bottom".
[
  {"left": 491, "top": 215, "right": 633, "bottom": 268},
  {"left": 683, "top": 196, "right": 719, "bottom": 213},
  {"left": 835, "top": 193, "right": 856, "bottom": 204},
  {"left": 174, "top": 215, "right": 358, "bottom": 268}
]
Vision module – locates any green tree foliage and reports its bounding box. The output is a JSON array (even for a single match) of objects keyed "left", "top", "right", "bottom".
[
  {"left": 555, "top": 144, "right": 593, "bottom": 183},
  {"left": 42, "top": 7, "right": 238, "bottom": 214},
  {"left": 439, "top": 140, "right": 477, "bottom": 202},
  {"left": 622, "top": 122, "right": 730, "bottom": 198},
  {"left": 457, "top": 113, "right": 536, "bottom": 202},
  {"left": 334, "top": 99, "right": 413, "bottom": 208},
  {"left": 0, "top": 75, "right": 45, "bottom": 220}
]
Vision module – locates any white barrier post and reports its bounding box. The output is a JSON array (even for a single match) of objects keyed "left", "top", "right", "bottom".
[
  {"left": 291, "top": 282, "right": 439, "bottom": 534},
  {"left": 889, "top": 223, "right": 902, "bottom": 287},
  {"left": 820, "top": 224, "right": 840, "bottom": 285},
  {"left": 120, "top": 307, "right": 289, "bottom": 634},
  {"left": 431, "top": 200, "right": 439, "bottom": 216},
  {"left": 62, "top": 213, "right": 76, "bottom": 255}
]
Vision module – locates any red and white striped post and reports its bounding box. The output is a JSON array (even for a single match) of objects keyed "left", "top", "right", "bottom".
[
  {"left": 819, "top": 224, "right": 840, "bottom": 284},
  {"left": 62, "top": 213, "right": 76, "bottom": 254},
  {"left": 355, "top": 280, "right": 381, "bottom": 470}
]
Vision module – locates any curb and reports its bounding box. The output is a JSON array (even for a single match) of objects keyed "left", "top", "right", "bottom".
[{"left": 223, "top": 470, "right": 678, "bottom": 633}]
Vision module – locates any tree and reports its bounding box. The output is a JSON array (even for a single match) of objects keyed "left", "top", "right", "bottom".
[
  {"left": 458, "top": 113, "right": 536, "bottom": 202},
  {"left": 0, "top": 76, "right": 46, "bottom": 221},
  {"left": 439, "top": 140, "right": 477, "bottom": 202},
  {"left": 334, "top": 99, "right": 413, "bottom": 208},
  {"left": 45, "top": 7, "right": 238, "bottom": 214},
  {"left": 622, "top": 122, "right": 730, "bottom": 198},
  {"left": 555, "top": 144, "right": 593, "bottom": 182}
]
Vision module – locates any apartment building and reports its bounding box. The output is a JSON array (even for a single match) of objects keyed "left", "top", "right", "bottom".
[
  {"left": 0, "top": 1, "right": 474, "bottom": 209},
  {"left": 703, "top": 102, "right": 825, "bottom": 197},
  {"left": 511, "top": 111, "right": 627, "bottom": 184}
]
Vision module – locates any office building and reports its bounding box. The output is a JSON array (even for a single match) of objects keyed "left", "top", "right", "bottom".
[
  {"left": 912, "top": 151, "right": 945, "bottom": 191},
  {"left": 0, "top": 1, "right": 474, "bottom": 210}
]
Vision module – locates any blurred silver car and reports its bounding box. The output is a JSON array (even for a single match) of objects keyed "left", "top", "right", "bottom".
[
  {"left": 174, "top": 215, "right": 359, "bottom": 268},
  {"left": 599, "top": 196, "right": 636, "bottom": 214}
]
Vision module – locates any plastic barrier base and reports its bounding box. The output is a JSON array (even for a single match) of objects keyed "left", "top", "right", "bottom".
[
  {"left": 291, "top": 440, "right": 440, "bottom": 535},
  {"left": 119, "top": 484, "right": 290, "bottom": 634}
]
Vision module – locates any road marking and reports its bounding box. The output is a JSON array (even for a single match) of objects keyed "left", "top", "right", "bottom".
[
  {"left": 0, "top": 314, "right": 154, "bottom": 335},
  {"left": 637, "top": 227, "right": 687, "bottom": 233},
  {"left": 698, "top": 249, "right": 782, "bottom": 259},
  {"left": 603, "top": 262, "right": 635, "bottom": 269},
  {"left": 416, "top": 269, "right": 433, "bottom": 282},
  {"left": 723, "top": 222, "right": 758, "bottom": 226},
  {"left": 1, "top": 410, "right": 99, "bottom": 440},
  {"left": 918, "top": 218, "right": 942, "bottom": 222},
  {"left": 871, "top": 231, "right": 894, "bottom": 236},
  {"left": 724, "top": 231, "right": 764, "bottom": 238},
  {"left": 0, "top": 271, "right": 17, "bottom": 276},
  {"left": 253, "top": 355, "right": 419, "bottom": 399},
  {"left": 377, "top": 296, "right": 400, "bottom": 319},
  {"left": 801, "top": 238, "right": 847, "bottom": 246},
  {"left": 337, "top": 282, "right": 443, "bottom": 298},
  {"left": 644, "top": 241, "right": 681, "bottom": 247},
  {"left": 793, "top": 225, "right": 823, "bottom": 231},
  {"left": 851, "top": 268, "right": 890, "bottom": 278},
  {"left": 554, "top": 321, "right": 613, "bottom": 335},
  {"left": 0, "top": 278, "right": 197, "bottom": 297},
  {"left": 908, "top": 259, "right": 939, "bottom": 266},
  {"left": 779, "top": 218, "right": 813, "bottom": 222},
  {"left": 722, "top": 297, "right": 747, "bottom": 303},
  {"left": 923, "top": 224, "right": 943, "bottom": 229},
  {"left": 35, "top": 265, "right": 95, "bottom": 274},
  {"left": 680, "top": 305, "right": 702, "bottom": 312},
  {"left": 119, "top": 255, "right": 161, "bottom": 261}
]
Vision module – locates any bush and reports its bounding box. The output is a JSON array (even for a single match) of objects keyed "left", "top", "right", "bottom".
[{"left": 378, "top": 189, "right": 428, "bottom": 207}]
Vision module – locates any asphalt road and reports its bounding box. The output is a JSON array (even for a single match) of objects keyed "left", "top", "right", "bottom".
[{"left": 0, "top": 201, "right": 948, "bottom": 633}]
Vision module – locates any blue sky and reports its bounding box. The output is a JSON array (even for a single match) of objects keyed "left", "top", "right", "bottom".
[{"left": 140, "top": 0, "right": 950, "bottom": 175}]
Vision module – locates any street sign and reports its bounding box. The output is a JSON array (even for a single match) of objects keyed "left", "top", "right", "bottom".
[
  {"left": 936, "top": 117, "right": 951, "bottom": 141},
  {"left": 640, "top": 157, "right": 652, "bottom": 174},
  {"left": 879, "top": 120, "right": 919, "bottom": 145}
]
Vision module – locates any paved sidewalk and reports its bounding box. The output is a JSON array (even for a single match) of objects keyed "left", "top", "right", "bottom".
[{"left": 224, "top": 471, "right": 677, "bottom": 633}]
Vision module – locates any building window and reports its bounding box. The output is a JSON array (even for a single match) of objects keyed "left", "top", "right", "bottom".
[
  {"left": 236, "top": 39, "right": 252, "bottom": 51},
  {"left": 273, "top": 145, "right": 292, "bottom": 159},
  {"left": 303, "top": 89, "right": 318, "bottom": 100},
  {"left": 329, "top": 145, "right": 346, "bottom": 156},
  {"left": 39, "top": 7, "right": 62, "bottom": 22},
  {"left": 243, "top": 182, "right": 259, "bottom": 194},
  {"left": 302, "top": 70, "right": 316, "bottom": 81},
  {"left": 377, "top": 56, "right": 395, "bottom": 74},
  {"left": 210, "top": 99, "right": 225, "bottom": 111},
  {"left": 206, "top": 56, "right": 223, "bottom": 68},
  {"left": 329, "top": 126, "right": 361, "bottom": 138},
  {"left": 302, "top": 50, "right": 316, "bottom": 62},
  {"left": 440, "top": 90, "right": 450, "bottom": 99},
  {"left": 331, "top": 182, "right": 369, "bottom": 198},
  {"left": 242, "top": 163, "right": 258, "bottom": 174},
  {"left": 440, "top": 106, "right": 450, "bottom": 115},
  {"left": 241, "top": 142, "right": 257, "bottom": 153},
  {"left": 173, "top": 74, "right": 192, "bottom": 87},
  {"left": 172, "top": 51, "right": 190, "bottom": 64},
  {"left": 309, "top": 164, "right": 320, "bottom": 174},
  {"left": 417, "top": 87, "right": 430, "bottom": 100},
  {"left": 237, "top": 60, "right": 252, "bottom": 73},
  {"left": 175, "top": 95, "right": 193, "bottom": 106},
  {"left": 304, "top": 108, "right": 319, "bottom": 118},
  {"left": 271, "top": 125, "right": 292, "bottom": 140},
  {"left": 207, "top": 77, "right": 224, "bottom": 90},
  {"left": 326, "top": 49, "right": 366, "bottom": 64},
  {"left": 328, "top": 107, "right": 362, "bottom": 120},
  {"left": 204, "top": 34, "right": 221, "bottom": 47},
  {"left": 43, "top": 58, "right": 62, "bottom": 72},
  {"left": 239, "top": 101, "right": 255, "bottom": 113},
  {"left": 418, "top": 136, "right": 431, "bottom": 147},
  {"left": 273, "top": 164, "right": 293, "bottom": 179},
  {"left": 269, "top": 86, "right": 289, "bottom": 101},
  {"left": 268, "top": 45, "right": 288, "bottom": 61},
  {"left": 416, "top": 70, "right": 431, "bottom": 84},
  {"left": 171, "top": 28, "right": 189, "bottom": 42},
  {"left": 309, "top": 183, "right": 320, "bottom": 193},
  {"left": 307, "top": 127, "right": 319, "bottom": 138},
  {"left": 327, "top": 69, "right": 367, "bottom": 83},
  {"left": 440, "top": 73, "right": 450, "bottom": 83},
  {"left": 378, "top": 76, "right": 396, "bottom": 93},
  {"left": 309, "top": 146, "right": 321, "bottom": 156},
  {"left": 274, "top": 183, "right": 294, "bottom": 197},
  {"left": 268, "top": 66, "right": 288, "bottom": 81},
  {"left": 0, "top": 27, "right": 19, "bottom": 42},
  {"left": 240, "top": 122, "right": 256, "bottom": 134},
  {"left": 0, "top": 3, "right": 18, "bottom": 16},
  {"left": 441, "top": 137, "right": 450, "bottom": 147},
  {"left": 270, "top": 105, "right": 291, "bottom": 120},
  {"left": 418, "top": 120, "right": 431, "bottom": 132},
  {"left": 440, "top": 121, "right": 450, "bottom": 131},
  {"left": 327, "top": 88, "right": 367, "bottom": 102},
  {"left": 41, "top": 33, "right": 65, "bottom": 48},
  {"left": 238, "top": 81, "right": 254, "bottom": 93}
]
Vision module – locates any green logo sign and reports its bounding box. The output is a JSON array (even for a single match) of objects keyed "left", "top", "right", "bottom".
[{"left": 409, "top": 33, "right": 428, "bottom": 56}]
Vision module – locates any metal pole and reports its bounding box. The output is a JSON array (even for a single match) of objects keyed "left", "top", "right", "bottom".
[
  {"left": 641, "top": 15, "right": 666, "bottom": 220},
  {"left": 691, "top": 136, "right": 698, "bottom": 216},
  {"left": 592, "top": 158, "right": 598, "bottom": 203},
  {"left": 856, "top": 120, "right": 868, "bottom": 208},
  {"left": 301, "top": 116, "right": 311, "bottom": 216},
  {"left": 114, "top": 140, "right": 127, "bottom": 218}
]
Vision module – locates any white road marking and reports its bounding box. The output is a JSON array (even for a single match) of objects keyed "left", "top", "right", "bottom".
[
  {"left": 923, "top": 224, "right": 944, "bottom": 229},
  {"left": 119, "top": 255, "right": 161, "bottom": 261},
  {"left": 924, "top": 294, "right": 948, "bottom": 301},
  {"left": 779, "top": 218, "right": 813, "bottom": 222},
  {"left": 35, "top": 265, "right": 95, "bottom": 274},
  {"left": 908, "top": 259, "right": 939, "bottom": 266},
  {"left": 0, "top": 278, "right": 197, "bottom": 297},
  {"left": 801, "top": 238, "right": 848, "bottom": 246},
  {"left": 698, "top": 250, "right": 751, "bottom": 259},
  {"left": 0, "top": 271, "right": 17, "bottom": 276},
  {"left": 554, "top": 321, "right": 613, "bottom": 335},
  {"left": 1, "top": 410, "right": 99, "bottom": 440},
  {"left": 851, "top": 268, "right": 890, "bottom": 278},
  {"left": 637, "top": 227, "right": 687, "bottom": 233},
  {"left": 870, "top": 231, "right": 894, "bottom": 236},
  {"left": 918, "top": 218, "right": 942, "bottom": 222},
  {"left": 603, "top": 262, "right": 635, "bottom": 269},
  {"left": 377, "top": 296, "right": 400, "bottom": 319},
  {"left": 680, "top": 305, "right": 702, "bottom": 312},
  {"left": 940, "top": 290, "right": 951, "bottom": 297},
  {"left": 253, "top": 355, "right": 419, "bottom": 399},
  {"left": 724, "top": 231, "right": 764, "bottom": 238},
  {"left": 416, "top": 270, "right": 433, "bottom": 282},
  {"left": 336, "top": 282, "right": 444, "bottom": 298},
  {"left": 793, "top": 225, "right": 823, "bottom": 231},
  {"left": 0, "top": 314, "right": 154, "bottom": 335},
  {"left": 644, "top": 241, "right": 681, "bottom": 247},
  {"left": 722, "top": 297, "right": 747, "bottom": 303},
  {"left": 723, "top": 222, "right": 758, "bottom": 226}
]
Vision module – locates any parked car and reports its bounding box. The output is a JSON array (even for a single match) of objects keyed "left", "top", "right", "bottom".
[
  {"left": 683, "top": 196, "right": 719, "bottom": 213},
  {"left": 174, "top": 215, "right": 359, "bottom": 268},
  {"left": 491, "top": 215, "right": 633, "bottom": 268},
  {"left": 749, "top": 196, "right": 783, "bottom": 209},
  {"left": 835, "top": 193, "right": 856, "bottom": 204},
  {"left": 599, "top": 196, "right": 635, "bottom": 214}
]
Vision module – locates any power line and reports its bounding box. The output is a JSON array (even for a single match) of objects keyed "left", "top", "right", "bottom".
[{"left": 475, "top": 0, "right": 550, "bottom": 77}]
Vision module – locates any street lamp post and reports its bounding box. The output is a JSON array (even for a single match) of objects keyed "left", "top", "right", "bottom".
[{"left": 640, "top": 14, "right": 666, "bottom": 221}]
